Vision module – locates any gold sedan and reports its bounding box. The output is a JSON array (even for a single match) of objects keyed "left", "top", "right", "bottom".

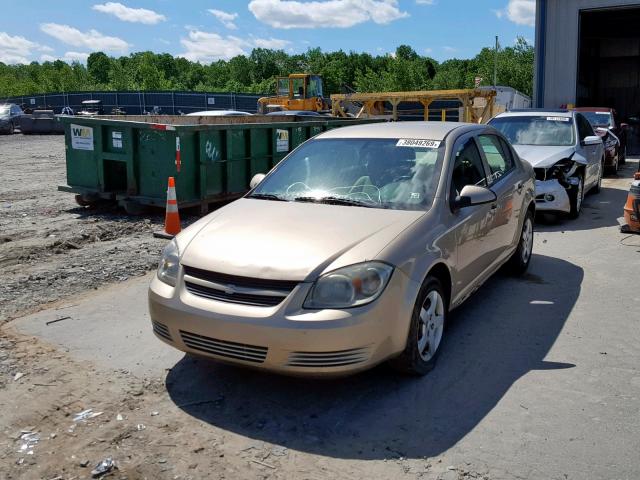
[{"left": 149, "top": 122, "right": 535, "bottom": 376}]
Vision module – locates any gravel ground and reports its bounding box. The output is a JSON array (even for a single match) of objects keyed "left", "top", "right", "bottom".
[{"left": 0, "top": 134, "right": 170, "bottom": 322}]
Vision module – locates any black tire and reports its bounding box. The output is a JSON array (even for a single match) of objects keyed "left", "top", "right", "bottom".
[
  {"left": 123, "top": 201, "right": 149, "bottom": 216},
  {"left": 607, "top": 155, "right": 619, "bottom": 176},
  {"left": 568, "top": 173, "right": 584, "bottom": 219},
  {"left": 390, "top": 276, "right": 448, "bottom": 376},
  {"left": 619, "top": 144, "right": 626, "bottom": 165},
  {"left": 507, "top": 209, "right": 534, "bottom": 275},
  {"left": 592, "top": 159, "right": 604, "bottom": 193},
  {"left": 75, "top": 194, "right": 96, "bottom": 207},
  {"left": 8, "top": 122, "right": 15, "bottom": 135}
]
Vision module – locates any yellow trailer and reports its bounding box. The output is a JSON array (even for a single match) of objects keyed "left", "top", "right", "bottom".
[{"left": 330, "top": 88, "right": 497, "bottom": 123}]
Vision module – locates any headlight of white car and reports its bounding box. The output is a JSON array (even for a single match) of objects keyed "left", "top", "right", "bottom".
[
  {"left": 304, "top": 262, "right": 393, "bottom": 309},
  {"left": 157, "top": 239, "right": 180, "bottom": 287}
]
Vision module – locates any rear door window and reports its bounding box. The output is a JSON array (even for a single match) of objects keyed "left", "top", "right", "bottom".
[{"left": 477, "top": 135, "right": 514, "bottom": 184}]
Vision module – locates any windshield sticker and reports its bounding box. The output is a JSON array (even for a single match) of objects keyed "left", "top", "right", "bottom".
[
  {"left": 546, "top": 117, "right": 570, "bottom": 122},
  {"left": 396, "top": 139, "right": 441, "bottom": 148}
]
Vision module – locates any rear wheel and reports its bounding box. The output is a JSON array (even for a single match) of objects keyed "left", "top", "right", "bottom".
[
  {"left": 568, "top": 173, "right": 584, "bottom": 219},
  {"left": 8, "top": 122, "right": 14, "bottom": 135},
  {"left": 391, "top": 276, "right": 447, "bottom": 376},
  {"left": 507, "top": 209, "right": 534, "bottom": 275}
]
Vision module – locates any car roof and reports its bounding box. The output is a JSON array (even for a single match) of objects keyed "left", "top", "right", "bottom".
[
  {"left": 186, "top": 110, "right": 252, "bottom": 116},
  {"left": 573, "top": 107, "right": 613, "bottom": 112},
  {"left": 316, "top": 121, "right": 472, "bottom": 140},
  {"left": 494, "top": 109, "right": 574, "bottom": 119}
]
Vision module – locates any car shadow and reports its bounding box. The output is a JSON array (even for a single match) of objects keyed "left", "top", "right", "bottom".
[
  {"left": 535, "top": 186, "right": 629, "bottom": 232},
  {"left": 165, "top": 254, "right": 582, "bottom": 460}
]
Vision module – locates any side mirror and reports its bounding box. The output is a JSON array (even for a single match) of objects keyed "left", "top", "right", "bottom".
[
  {"left": 249, "top": 173, "right": 266, "bottom": 190},
  {"left": 583, "top": 135, "right": 602, "bottom": 146},
  {"left": 620, "top": 123, "right": 629, "bottom": 129},
  {"left": 453, "top": 185, "right": 497, "bottom": 210}
]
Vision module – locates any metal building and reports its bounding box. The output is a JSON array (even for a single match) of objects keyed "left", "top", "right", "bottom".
[{"left": 534, "top": 0, "right": 640, "bottom": 122}]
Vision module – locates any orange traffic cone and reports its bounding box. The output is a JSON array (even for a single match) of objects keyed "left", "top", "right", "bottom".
[{"left": 154, "top": 177, "right": 181, "bottom": 239}]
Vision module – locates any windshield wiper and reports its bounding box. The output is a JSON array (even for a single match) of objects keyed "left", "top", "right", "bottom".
[
  {"left": 246, "top": 193, "right": 288, "bottom": 202},
  {"left": 293, "top": 196, "right": 375, "bottom": 208}
]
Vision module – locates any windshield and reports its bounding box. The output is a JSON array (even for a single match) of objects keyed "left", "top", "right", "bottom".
[
  {"left": 581, "top": 111, "right": 612, "bottom": 127},
  {"left": 489, "top": 115, "right": 575, "bottom": 146},
  {"left": 308, "top": 76, "right": 323, "bottom": 97},
  {"left": 250, "top": 138, "right": 444, "bottom": 211}
]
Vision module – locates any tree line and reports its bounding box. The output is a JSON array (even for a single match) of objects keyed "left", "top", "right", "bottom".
[{"left": 0, "top": 39, "right": 533, "bottom": 99}]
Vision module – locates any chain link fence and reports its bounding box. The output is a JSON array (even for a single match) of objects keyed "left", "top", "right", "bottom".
[{"left": 0, "top": 91, "right": 266, "bottom": 115}]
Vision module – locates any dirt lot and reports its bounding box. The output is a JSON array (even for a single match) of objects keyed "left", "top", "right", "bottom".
[
  {"left": 0, "top": 134, "right": 169, "bottom": 321},
  {"left": 1, "top": 135, "right": 639, "bottom": 480}
]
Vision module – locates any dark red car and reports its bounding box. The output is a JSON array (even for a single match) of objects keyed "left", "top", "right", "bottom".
[{"left": 574, "top": 107, "right": 628, "bottom": 173}]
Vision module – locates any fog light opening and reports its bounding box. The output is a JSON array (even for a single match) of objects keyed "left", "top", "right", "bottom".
[{"left": 544, "top": 194, "right": 555, "bottom": 202}]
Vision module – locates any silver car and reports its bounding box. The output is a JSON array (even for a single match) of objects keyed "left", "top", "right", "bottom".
[
  {"left": 149, "top": 122, "right": 535, "bottom": 376},
  {"left": 489, "top": 110, "right": 604, "bottom": 218}
]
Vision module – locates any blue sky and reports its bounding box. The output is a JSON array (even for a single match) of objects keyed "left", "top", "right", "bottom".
[{"left": 0, "top": 0, "right": 535, "bottom": 64}]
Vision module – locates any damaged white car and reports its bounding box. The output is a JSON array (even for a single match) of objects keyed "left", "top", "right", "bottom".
[{"left": 489, "top": 110, "right": 604, "bottom": 218}]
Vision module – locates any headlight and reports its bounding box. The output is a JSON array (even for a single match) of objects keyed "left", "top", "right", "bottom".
[
  {"left": 157, "top": 239, "right": 180, "bottom": 287},
  {"left": 304, "top": 262, "right": 393, "bottom": 309},
  {"left": 546, "top": 158, "right": 578, "bottom": 184}
]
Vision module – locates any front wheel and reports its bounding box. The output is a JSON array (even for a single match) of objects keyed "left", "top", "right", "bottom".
[
  {"left": 507, "top": 209, "right": 534, "bottom": 275},
  {"left": 568, "top": 173, "right": 584, "bottom": 219},
  {"left": 390, "top": 276, "right": 448, "bottom": 376}
]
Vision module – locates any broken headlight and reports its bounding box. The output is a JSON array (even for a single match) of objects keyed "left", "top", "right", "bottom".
[{"left": 544, "top": 159, "right": 578, "bottom": 186}]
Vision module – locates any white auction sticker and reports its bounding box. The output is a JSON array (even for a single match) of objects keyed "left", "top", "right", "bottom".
[
  {"left": 396, "top": 139, "right": 441, "bottom": 148},
  {"left": 546, "top": 116, "right": 570, "bottom": 122}
]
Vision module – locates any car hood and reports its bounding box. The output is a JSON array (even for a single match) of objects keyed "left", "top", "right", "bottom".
[
  {"left": 179, "top": 198, "right": 423, "bottom": 281},
  {"left": 512, "top": 145, "right": 577, "bottom": 168}
]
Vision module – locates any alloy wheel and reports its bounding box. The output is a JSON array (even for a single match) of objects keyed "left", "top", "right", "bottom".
[
  {"left": 576, "top": 177, "right": 584, "bottom": 213},
  {"left": 417, "top": 290, "right": 445, "bottom": 362},
  {"left": 521, "top": 216, "right": 534, "bottom": 264}
]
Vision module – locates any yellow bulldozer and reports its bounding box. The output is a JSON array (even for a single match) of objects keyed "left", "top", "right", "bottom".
[{"left": 257, "top": 74, "right": 331, "bottom": 114}]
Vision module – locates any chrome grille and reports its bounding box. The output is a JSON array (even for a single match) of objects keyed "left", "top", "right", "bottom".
[
  {"left": 182, "top": 265, "right": 298, "bottom": 307},
  {"left": 287, "top": 347, "right": 370, "bottom": 368},
  {"left": 180, "top": 330, "right": 268, "bottom": 364},
  {"left": 152, "top": 321, "right": 172, "bottom": 341}
]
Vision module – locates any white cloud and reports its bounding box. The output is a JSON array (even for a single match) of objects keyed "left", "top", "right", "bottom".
[
  {"left": 496, "top": 0, "right": 535, "bottom": 27},
  {"left": 248, "top": 0, "right": 408, "bottom": 29},
  {"left": 39, "top": 51, "right": 91, "bottom": 63},
  {"left": 0, "top": 32, "right": 51, "bottom": 64},
  {"left": 63, "top": 51, "right": 91, "bottom": 63},
  {"left": 180, "top": 31, "right": 247, "bottom": 62},
  {"left": 252, "top": 36, "right": 291, "bottom": 49},
  {"left": 179, "top": 29, "right": 291, "bottom": 62},
  {"left": 208, "top": 9, "right": 238, "bottom": 29},
  {"left": 416, "top": 0, "right": 435, "bottom": 4},
  {"left": 41, "top": 23, "right": 130, "bottom": 53},
  {"left": 92, "top": 2, "right": 166, "bottom": 24},
  {"left": 443, "top": 46, "right": 458, "bottom": 53}
]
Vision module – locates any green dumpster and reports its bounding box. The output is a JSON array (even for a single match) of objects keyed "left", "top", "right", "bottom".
[{"left": 57, "top": 115, "right": 381, "bottom": 214}]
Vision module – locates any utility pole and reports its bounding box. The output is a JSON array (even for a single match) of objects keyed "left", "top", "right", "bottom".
[{"left": 493, "top": 35, "right": 499, "bottom": 87}]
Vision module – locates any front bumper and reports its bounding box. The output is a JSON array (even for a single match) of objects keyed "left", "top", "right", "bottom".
[
  {"left": 148, "top": 267, "right": 418, "bottom": 376},
  {"left": 534, "top": 179, "right": 571, "bottom": 213}
]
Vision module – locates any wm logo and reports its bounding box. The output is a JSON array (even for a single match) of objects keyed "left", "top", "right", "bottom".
[{"left": 72, "top": 127, "right": 91, "bottom": 137}]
